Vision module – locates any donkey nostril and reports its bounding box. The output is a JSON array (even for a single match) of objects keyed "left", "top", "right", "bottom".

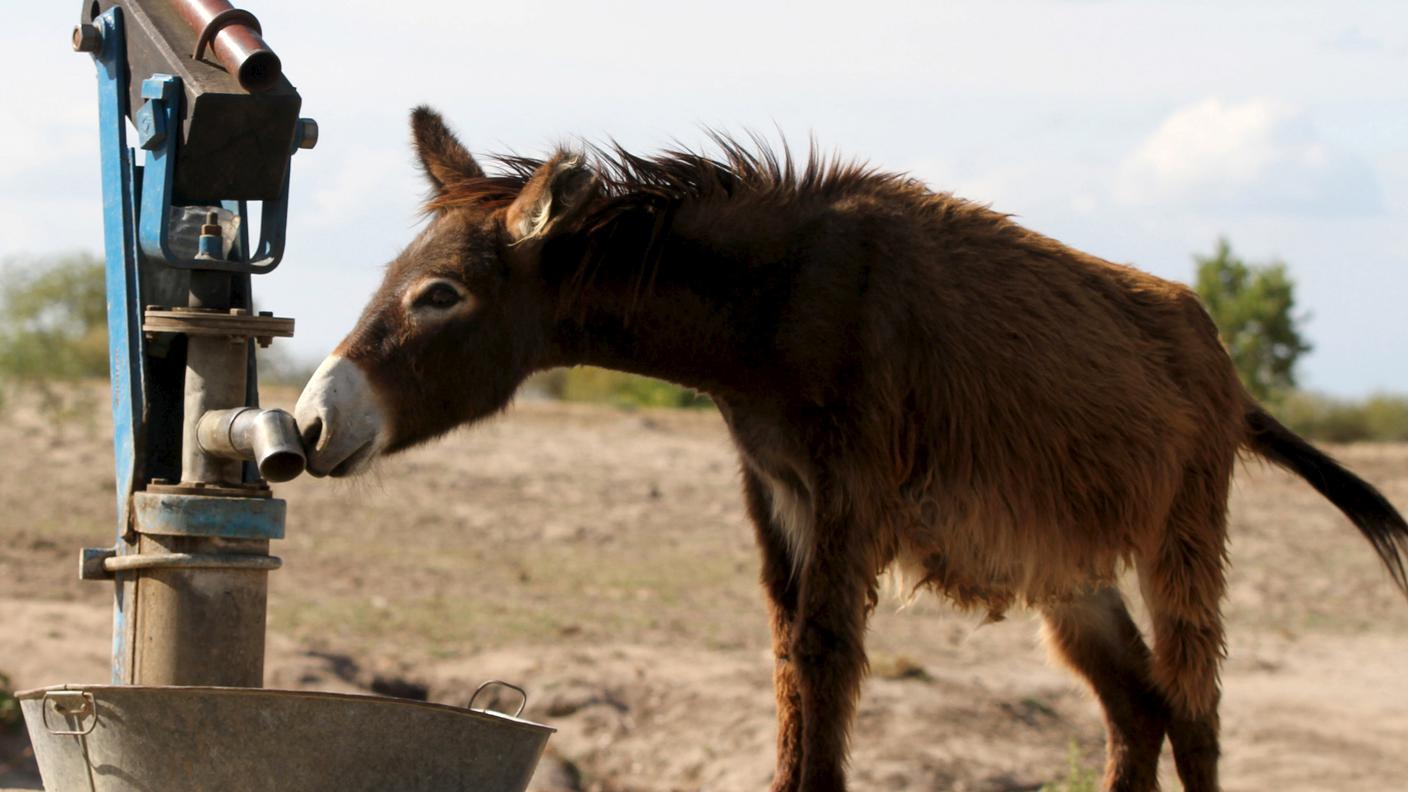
[{"left": 300, "top": 416, "right": 324, "bottom": 452}]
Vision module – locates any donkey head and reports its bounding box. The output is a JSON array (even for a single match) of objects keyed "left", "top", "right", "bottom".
[{"left": 295, "top": 108, "right": 598, "bottom": 477}]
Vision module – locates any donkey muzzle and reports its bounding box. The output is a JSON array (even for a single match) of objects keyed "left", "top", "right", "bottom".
[{"left": 294, "top": 355, "right": 387, "bottom": 477}]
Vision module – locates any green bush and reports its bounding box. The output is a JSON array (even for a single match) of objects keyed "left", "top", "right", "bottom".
[
  {"left": 1278, "top": 392, "right": 1408, "bottom": 444},
  {"left": 531, "top": 367, "right": 712, "bottom": 410},
  {"left": 1194, "top": 238, "right": 1311, "bottom": 403},
  {"left": 0, "top": 252, "right": 108, "bottom": 383},
  {"left": 0, "top": 672, "right": 20, "bottom": 735}
]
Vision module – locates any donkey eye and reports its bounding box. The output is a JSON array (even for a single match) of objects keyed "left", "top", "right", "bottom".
[{"left": 414, "top": 283, "right": 463, "bottom": 310}]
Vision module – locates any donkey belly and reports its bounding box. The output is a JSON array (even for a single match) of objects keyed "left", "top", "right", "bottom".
[{"left": 890, "top": 479, "right": 1165, "bottom": 615}]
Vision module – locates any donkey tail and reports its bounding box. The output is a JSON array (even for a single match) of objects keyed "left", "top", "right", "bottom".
[{"left": 1245, "top": 407, "right": 1408, "bottom": 596}]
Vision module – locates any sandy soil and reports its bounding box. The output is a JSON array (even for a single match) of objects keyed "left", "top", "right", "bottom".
[{"left": 2, "top": 385, "right": 1406, "bottom": 790}]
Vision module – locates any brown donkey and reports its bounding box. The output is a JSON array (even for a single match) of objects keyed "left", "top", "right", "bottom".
[{"left": 295, "top": 108, "right": 1408, "bottom": 792}]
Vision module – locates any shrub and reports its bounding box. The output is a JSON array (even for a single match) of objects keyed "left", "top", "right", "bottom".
[
  {"left": 0, "top": 673, "right": 20, "bottom": 735},
  {"left": 531, "top": 367, "right": 711, "bottom": 410},
  {"left": 0, "top": 253, "right": 108, "bottom": 383},
  {"left": 1278, "top": 392, "right": 1408, "bottom": 444}
]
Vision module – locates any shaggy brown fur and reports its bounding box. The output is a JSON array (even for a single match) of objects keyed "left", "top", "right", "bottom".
[{"left": 321, "top": 108, "right": 1408, "bottom": 792}]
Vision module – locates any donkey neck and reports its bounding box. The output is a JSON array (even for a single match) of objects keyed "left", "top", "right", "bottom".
[{"left": 542, "top": 204, "right": 799, "bottom": 400}]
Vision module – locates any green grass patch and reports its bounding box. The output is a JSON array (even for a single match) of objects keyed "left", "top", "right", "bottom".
[{"left": 1041, "top": 741, "right": 1100, "bottom": 792}]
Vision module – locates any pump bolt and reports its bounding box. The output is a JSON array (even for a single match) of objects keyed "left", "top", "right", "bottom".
[
  {"left": 196, "top": 211, "right": 225, "bottom": 260},
  {"left": 296, "top": 118, "right": 319, "bottom": 150},
  {"left": 72, "top": 24, "right": 101, "bottom": 53}
]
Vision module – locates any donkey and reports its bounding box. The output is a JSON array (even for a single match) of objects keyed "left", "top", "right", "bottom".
[{"left": 294, "top": 108, "right": 1408, "bottom": 792}]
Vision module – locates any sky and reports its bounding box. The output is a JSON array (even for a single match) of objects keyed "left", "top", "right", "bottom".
[{"left": 2, "top": 0, "right": 1404, "bottom": 396}]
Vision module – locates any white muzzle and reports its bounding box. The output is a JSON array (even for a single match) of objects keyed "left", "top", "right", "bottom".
[{"left": 294, "top": 355, "right": 387, "bottom": 477}]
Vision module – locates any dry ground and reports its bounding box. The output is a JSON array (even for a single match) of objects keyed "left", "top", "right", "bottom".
[{"left": 2, "top": 384, "right": 1407, "bottom": 790}]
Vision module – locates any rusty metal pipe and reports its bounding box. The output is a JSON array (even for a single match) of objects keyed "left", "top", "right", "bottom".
[
  {"left": 172, "top": 0, "right": 282, "bottom": 93},
  {"left": 197, "top": 407, "right": 306, "bottom": 483}
]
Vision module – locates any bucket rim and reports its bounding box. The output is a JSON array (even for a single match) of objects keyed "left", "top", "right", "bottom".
[{"left": 16, "top": 682, "right": 555, "bottom": 734}]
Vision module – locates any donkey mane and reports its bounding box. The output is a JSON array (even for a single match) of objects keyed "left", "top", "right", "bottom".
[
  {"left": 426, "top": 135, "right": 938, "bottom": 311},
  {"left": 425, "top": 133, "right": 925, "bottom": 219}
]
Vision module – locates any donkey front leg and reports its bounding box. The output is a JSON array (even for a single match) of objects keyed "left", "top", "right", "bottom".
[
  {"left": 791, "top": 503, "right": 877, "bottom": 791},
  {"left": 743, "top": 470, "right": 804, "bottom": 792}
]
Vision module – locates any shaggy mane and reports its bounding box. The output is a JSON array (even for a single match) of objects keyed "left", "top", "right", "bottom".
[
  {"left": 423, "top": 135, "right": 932, "bottom": 312},
  {"left": 424, "top": 133, "right": 922, "bottom": 218}
]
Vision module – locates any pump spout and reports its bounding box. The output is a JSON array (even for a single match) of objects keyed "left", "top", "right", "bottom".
[{"left": 196, "top": 407, "right": 306, "bottom": 482}]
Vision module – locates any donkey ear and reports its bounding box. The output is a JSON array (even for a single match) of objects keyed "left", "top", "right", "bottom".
[
  {"left": 410, "top": 106, "right": 484, "bottom": 192},
  {"left": 504, "top": 153, "right": 600, "bottom": 243}
]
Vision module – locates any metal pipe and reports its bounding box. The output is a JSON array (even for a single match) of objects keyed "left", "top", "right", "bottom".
[
  {"left": 182, "top": 334, "right": 248, "bottom": 484},
  {"left": 172, "top": 0, "right": 282, "bottom": 93},
  {"left": 197, "top": 407, "right": 306, "bottom": 482},
  {"left": 131, "top": 533, "right": 270, "bottom": 687}
]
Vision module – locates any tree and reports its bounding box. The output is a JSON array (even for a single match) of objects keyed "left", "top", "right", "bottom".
[
  {"left": 0, "top": 252, "right": 109, "bottom": 382},
  {"left": 1193, "top": 238, "right": 1311, "bottom": 403}
]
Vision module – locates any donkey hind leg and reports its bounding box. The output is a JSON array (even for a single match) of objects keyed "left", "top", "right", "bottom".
[
  {"left": 1138, "top": 474, "right": 1231, "bottom": 792},
  {"left": 1042, "top": 587, "right": 1168, "bottom": 792},
  {"left": 742, "top": 470, "right": 804, "bottom": 792}
]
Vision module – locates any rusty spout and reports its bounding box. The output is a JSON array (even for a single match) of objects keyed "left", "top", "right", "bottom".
[{"left": 173, "top": 0, "right": 282, "bottom": 93}]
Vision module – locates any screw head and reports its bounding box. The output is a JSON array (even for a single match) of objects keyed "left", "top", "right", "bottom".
[{"left": 72, "top": 24, "right": 101, "bottom": 53}]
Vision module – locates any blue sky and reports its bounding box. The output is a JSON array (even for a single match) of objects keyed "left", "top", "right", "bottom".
[{"left": 3, "top": 1, "right": 1404, "bottom": 396}]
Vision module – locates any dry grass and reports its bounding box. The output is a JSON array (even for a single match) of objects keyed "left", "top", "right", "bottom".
[{"left": 3, "top": 384, "right": 1407, "bottom": 791}]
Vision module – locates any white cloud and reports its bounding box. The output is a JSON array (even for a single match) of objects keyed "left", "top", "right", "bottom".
[
  {"left": 1117, "top": 98, "right": 1382, "bottom": 216},
  {"left": 1323, "top": 27, "right": 1385, "bottom": 53}
]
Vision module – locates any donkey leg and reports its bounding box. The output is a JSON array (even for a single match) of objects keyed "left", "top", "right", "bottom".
[
  {"left": 790, "top": 504, "right": 876, "bottom": 792},
  {"left": 1042, "top": 587, "right": 1168, "bottom": 792},
  {"left": 743, "top": 470, "right": 804, "bottom": 792},
  {"left": 1138, "top": 474, "right": 1230, "bottom": 792}
]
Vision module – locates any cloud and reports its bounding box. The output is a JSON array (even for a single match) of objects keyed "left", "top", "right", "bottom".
[
  {"left": 1323, "top": 27, "right": 1385, "bottom": 54},
  {"left": 1116, "top": 98, "right": 1382, "bottom": 216}
]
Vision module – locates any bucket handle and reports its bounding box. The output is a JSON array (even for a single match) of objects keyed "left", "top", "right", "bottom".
[
  {"left": 41, "top": 690, "right": 98, "bottom": 736},
  {"left": 467, "top": 680, "right": 527, "bottom": 718}
]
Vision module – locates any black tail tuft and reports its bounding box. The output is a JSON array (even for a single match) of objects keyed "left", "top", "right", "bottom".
[{"left": 1246, "top": 408, "right": 1408, "bottom": 597}]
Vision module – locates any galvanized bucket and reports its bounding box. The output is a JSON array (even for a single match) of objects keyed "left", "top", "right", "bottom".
[{"left": 19, "top": 683, "right": 553, "bottom": 792}]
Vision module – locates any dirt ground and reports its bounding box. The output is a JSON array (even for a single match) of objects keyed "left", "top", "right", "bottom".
[{"left": 2, "top": 385, "right": 1406, "bottom": 791}]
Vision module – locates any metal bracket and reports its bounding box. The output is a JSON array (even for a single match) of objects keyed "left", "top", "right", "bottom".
[
  {"left": 80, "top": 547, "right": 119, "bottom": 581},
  {"left": 136, "top": 73, "right": 296, "bottom": 274}
]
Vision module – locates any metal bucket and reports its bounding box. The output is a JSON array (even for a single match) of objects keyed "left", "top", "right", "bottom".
[{"left": 19, "top": 683, "right": 553, "bottom": 792}]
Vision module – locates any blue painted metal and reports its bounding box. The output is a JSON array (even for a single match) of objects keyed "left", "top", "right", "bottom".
[
  {"left": 83, "top": 3, "right": 311, "bottom": 688},
  {"left": 89, "top": 6, "right": 145, "bottom": 685},
  {"left": 132, "top": 493, "right": 286, "bottom": 541},
  {"left": 135, "top": 77, "right": 294, "bottom": 275},
  {"left": 197, "top": 229, "right": 223, "bottom": 258}
]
